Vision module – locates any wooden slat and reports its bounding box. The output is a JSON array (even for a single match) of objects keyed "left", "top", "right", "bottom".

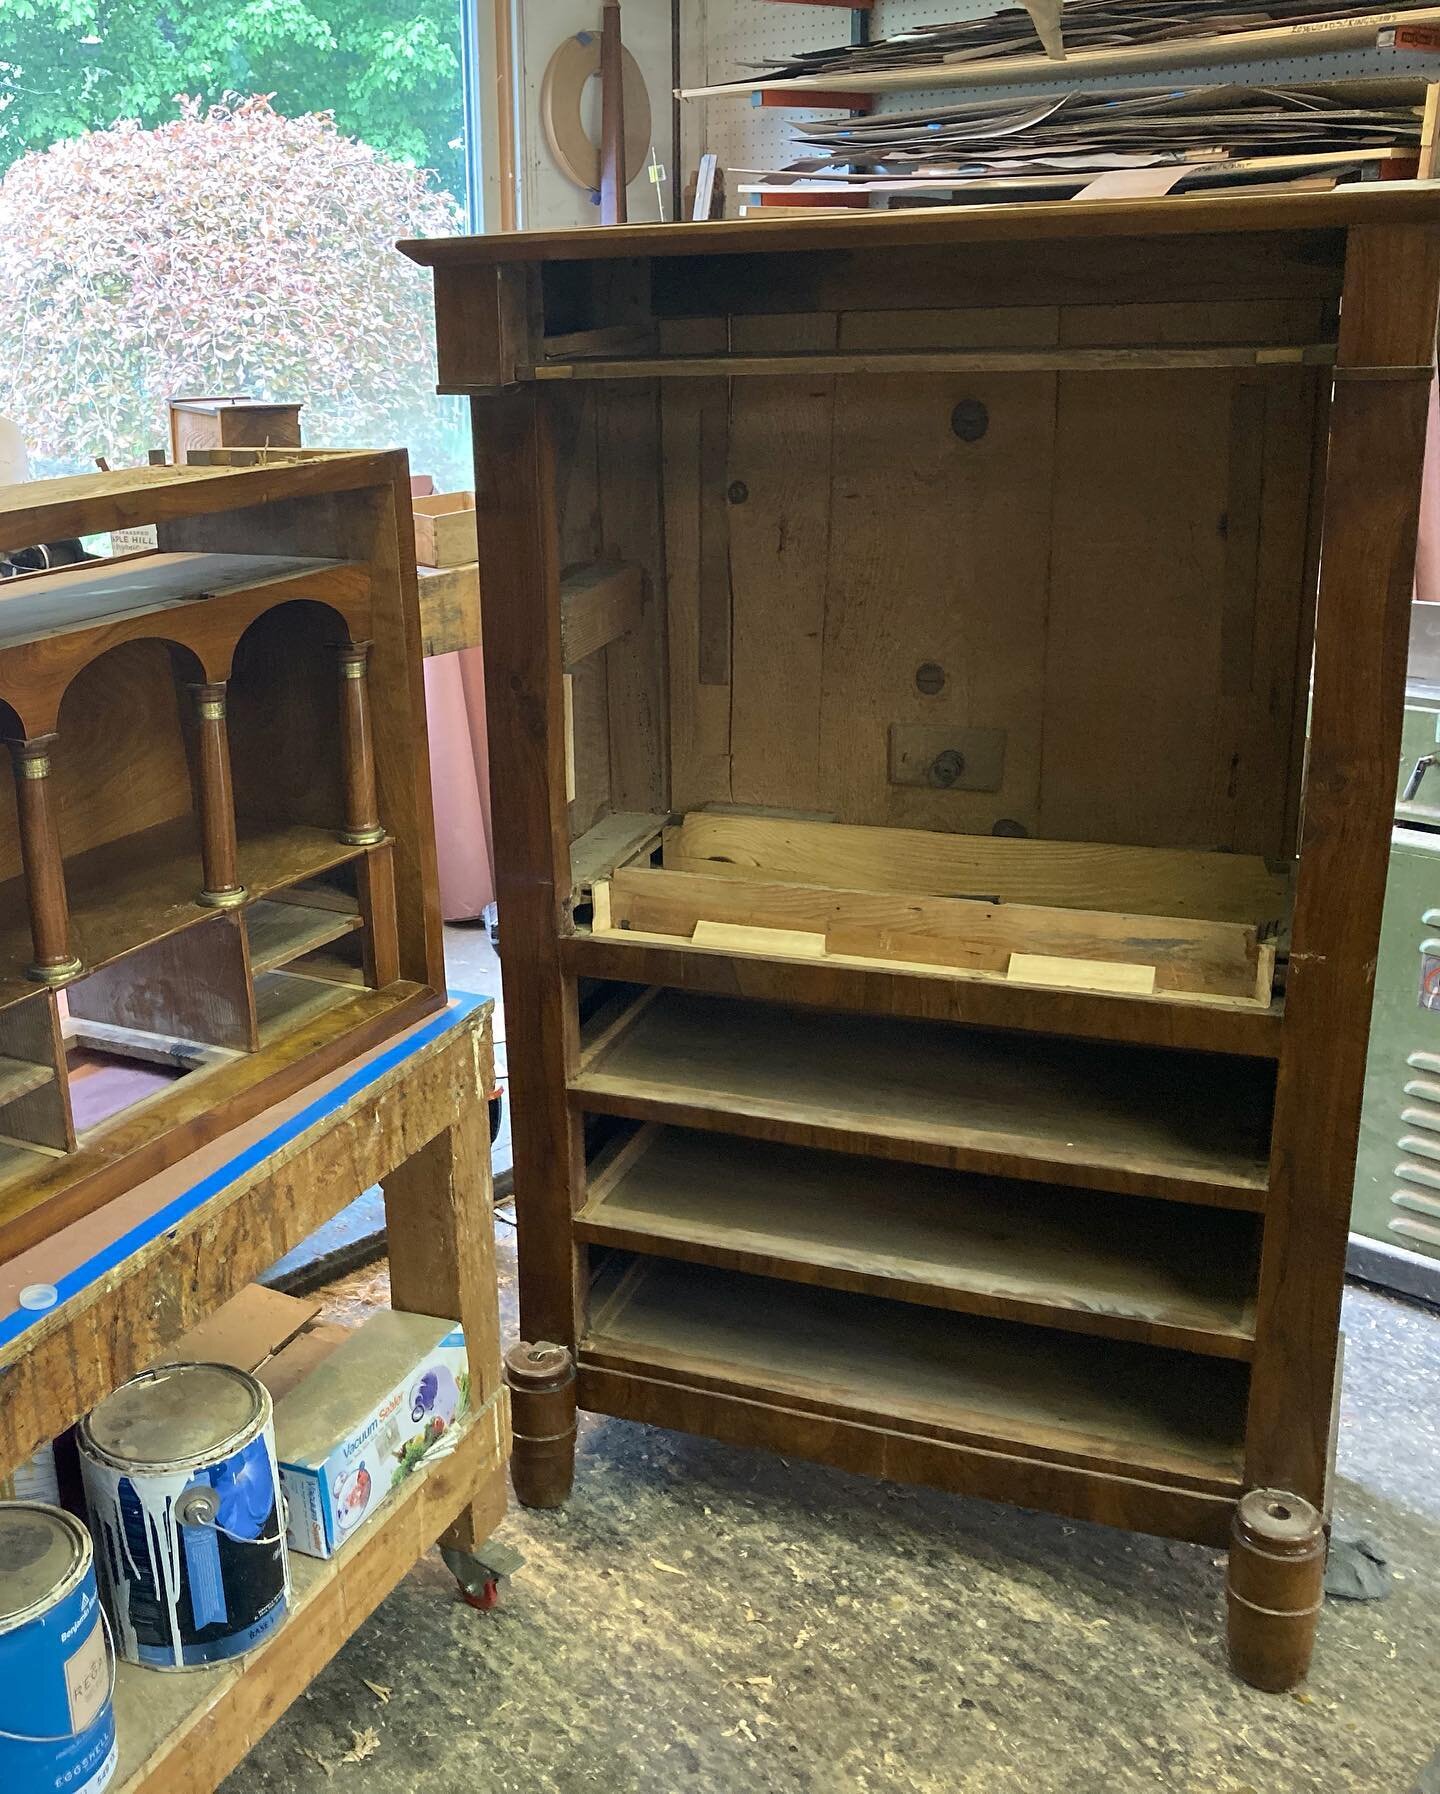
[
  {"left": 600, "top": 865, "right": 1272, "bottom": 1001},
  {"left": 577, "top": 1124, "right": 1259, "bottom": 1356},
  {"left": 564, "top": 928, "right": 1285, "bottom": 1057},
  {"left": 245, "top": 898, "right": 363, "bottom": 974},
  {"left": 572, "top": 988, "right": 1273, "bottom": 1208},
  {"left": 0, "top": 1055, "right": 55, "bottom": 1106},
  {"left": 560, "top": 561, "right": 644, "bottom": 665},
  {"left": 536, "top": 344, "right": 1337, "bottom": 381},
  {"left": 584, "top": 1255, "right": 1247, "bottom": 1491},
  {"left": 663, "top": 812, "right": 1290, "bottom": 923},
  {"left": 570, "top": 809, "right": 667, "bottom": 893}
]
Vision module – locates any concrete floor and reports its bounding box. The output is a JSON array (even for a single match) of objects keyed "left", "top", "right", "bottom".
[{"left": 222, "top": 932, "right": 1440, "bottom": 1794}]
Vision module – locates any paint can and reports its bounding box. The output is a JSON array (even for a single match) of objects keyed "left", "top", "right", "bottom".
[
  {"left": 0, "top": 1501, "right": 117, "bottom": 1794},
  {"left": 78, "top": 1363, "right": 289, "bottom": 1670}
]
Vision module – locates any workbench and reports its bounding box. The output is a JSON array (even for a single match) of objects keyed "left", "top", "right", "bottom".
[{"left": 0, "top": 991, "right": 509, "bottom": 1794}]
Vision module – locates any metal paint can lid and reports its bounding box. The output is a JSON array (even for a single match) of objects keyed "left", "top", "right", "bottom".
[
  {"left": 80, "top": 1362, "right": 268, "bottom": 1472},
  {"left": 0, "top": 1501, "right": 91, "bottom": 1634}
]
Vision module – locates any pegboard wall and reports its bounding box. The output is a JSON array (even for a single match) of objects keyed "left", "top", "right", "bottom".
[{"left": 678, "top": 0, "right": 1440, "bottom": 187}]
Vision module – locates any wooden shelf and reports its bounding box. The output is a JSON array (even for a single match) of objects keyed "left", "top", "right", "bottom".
[
  {"left": 573, "top": 990, "right": 1269, "bottom": 1212},
  {"left": 537, "top": 344, "right": 1336, "bottom": 383},
  {"left": 0, "top": 552, "right": 350, "bottom": 646},
  {"left": 572, "top": 990, "right": 1274, "bottom": 1209},
  {"left": 245, "top": 897, "right": 362, "bottom": 973},
  {"left": 0, "top": 1053, "right": 54, "bottom": 1107},
  {"left": 585, "top": 1254, "right": 1247, "bottom": 1493},
  {"left": 253, "top": 969, "right": 361, "bottom": 1044},
  {"left": 677, "top": 8, "right": 1440, "bottom": 98},
  {"left": 577, "top": 1124, "right": 1259, "bottom": 1358},
  {"left": 0, "top": 820, "right": 366, "bottom": 1012}
]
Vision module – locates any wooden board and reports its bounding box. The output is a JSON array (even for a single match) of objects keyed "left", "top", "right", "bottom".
[
  {"left": 663, "top": 812, "right": 1290, "bottom": 923},
  {"left": 599, "top": 864, "right": 1271, "bottom": 1000},
  {"left": 245, "top": 897, "right": 363, "bottom": 973},
  {"left": 585, "top": 1254, "right": 1247, "bottom": 1491},
  {"left": 578, "top": 1124, "right": 1258, "bottom": 1356},
  {"left": 572, "top": 988, "right": 1273, "bottom": 1208},
  {"left": 0, "top": 553, "right": 345, "bottom": 644},
  {"left": 570, "top": 810, "right": 667, "bottom": 892}
]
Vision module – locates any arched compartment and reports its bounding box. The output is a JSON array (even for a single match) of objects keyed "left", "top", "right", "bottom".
[{"left": 227, "top": 600, "right": 348, "bottom": 837}]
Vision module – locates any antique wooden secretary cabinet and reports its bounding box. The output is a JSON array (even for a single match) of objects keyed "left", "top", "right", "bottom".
[
  {"left": 0, "top": 453, "right": 444, "bottom": 1264},
  {"left": 405, "top": 188, "right": 1440, "bottom": 1685}
]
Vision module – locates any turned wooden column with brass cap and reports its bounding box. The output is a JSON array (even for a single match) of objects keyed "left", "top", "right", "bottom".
[
  {"left": 8, "top": 734, "right": 83, "bottom": 984},
  {"left": 336, "top": 641, "right": 385, "bottom": 846},
  {"left": 188, "top": 681, "right": 246, "bottom": 908}
]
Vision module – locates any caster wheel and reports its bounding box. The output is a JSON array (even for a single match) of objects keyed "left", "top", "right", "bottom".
[{"left": 460, "top": 1576, "right": 501, "bottom": 1611}]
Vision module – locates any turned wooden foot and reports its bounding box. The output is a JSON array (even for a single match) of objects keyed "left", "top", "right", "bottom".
[
  {"left": 505, "top": 1340, "right": 577, "bottom": 1508},
  {"left": 1226, "top": 1488, "right": 1325, "bottom": 1691}
]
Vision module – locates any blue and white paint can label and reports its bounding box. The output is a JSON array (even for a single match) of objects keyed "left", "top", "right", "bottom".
[
  {"left": 79, "top": 1363, "right": 289, "bottom": 1671},
  {"left": 0, "top": 1501, "right": 117, "bottom": 1794}
]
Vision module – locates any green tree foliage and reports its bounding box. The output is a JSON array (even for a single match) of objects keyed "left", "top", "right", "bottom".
[
  {"left": 0, "top": 0, "right": 465, "bottom": 194},
  {"left": 0, "top": 99, "right": 469, "bottom": 482}
]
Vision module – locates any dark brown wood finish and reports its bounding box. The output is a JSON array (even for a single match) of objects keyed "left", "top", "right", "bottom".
[
  {"left": 8, "top": 736, "right": 81, "bottom": 982},
  {"left": 189, "top": 683, "right": 245, "bottom": 907},
  {"left": 0, "top": 455, "right": 445, "bottom": 1263},
  {"left": 336, "top": 642, "right": 385, "bottom": 845},
  {"left": 422, "top": 190, "right": 1440, "bottom": 1685},
  {"left": 472, "top": 389, "right": 586, "bottom": 1346},
  {"left": 1245, "top": 222, "right": 1440, "bottom": 1507}
]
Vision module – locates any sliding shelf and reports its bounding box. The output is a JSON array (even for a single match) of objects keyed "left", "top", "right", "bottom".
[
  {"left": 584, "top": 1254, "right": 1248, "bottom": 1498},
  {"left": 677, "top": 8, "right": 1440, "bottom": 98},
  {"left": 0, "top": 818, "right": 367, "bottom": 1011},
  {"left": 577, "top": 1125, "right": 1259, "bottom": 1359},
  {"left": 572, "top": 990, "right": 1273, "bottom": 1209},
  {"left": 536, "top": 344, "right": 1336, "bottom": 383},
  {"left": 245, "top": 896, "right": 363, "bottom": 974},
  {"left": 0, "top": 1055, "right": 55, "bottom": 1107}
]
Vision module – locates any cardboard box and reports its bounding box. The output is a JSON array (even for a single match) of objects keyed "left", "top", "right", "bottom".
[
  {"left": 413, "top": 491, "right": 477, "bottom": 568},
  {"left": 272, "top": 1310, "right": 470, "bottom": 1558}
]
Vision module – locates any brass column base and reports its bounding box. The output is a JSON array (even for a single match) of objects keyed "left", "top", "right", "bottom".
[
  {"left": 339, "top": 826, "right": 387, "bottom": 847},
  {"left": 27, "top": 956, "right": 82, "bottom": 986},
  {"left": 197, "top": 886, "right": 248, "bottom": 910}
]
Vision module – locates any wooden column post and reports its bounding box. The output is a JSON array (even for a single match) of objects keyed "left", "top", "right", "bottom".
[
  {"left": 471, "top": 388, "right": 587, "bottom": 1380},
  {"left": 336, "top": 641, "right": 386, "bottom": 845},
  {"left": 1233, "top": 221, "right": 1440, "bottom": 1691},
  {"left": 8, "top": 736, "right": 82, "bottom": 985},
  {"left": 189, "top": 682, "right": 246, "bottom": 908}
]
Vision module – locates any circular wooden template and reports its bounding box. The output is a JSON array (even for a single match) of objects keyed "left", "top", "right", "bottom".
[{"left": 541, "top": 31, "right": 652, "bottom": 192}]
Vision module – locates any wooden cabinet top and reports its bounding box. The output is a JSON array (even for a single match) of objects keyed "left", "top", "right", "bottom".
[{"left": 399, "top": 181, "right": 1440, "bottom": 269}]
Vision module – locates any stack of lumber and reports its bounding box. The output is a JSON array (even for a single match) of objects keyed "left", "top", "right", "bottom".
[
  {"left": 736, "top": 84, "right": 1424, "bottom": 203},
  {"left": 733, "top": 0, "right": 1440, "bottom": 83}
]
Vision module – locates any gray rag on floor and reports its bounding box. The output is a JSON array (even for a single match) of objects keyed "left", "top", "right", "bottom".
[{"left": 1324, "top": 1533, "right": 1392, "bottom": 1602}]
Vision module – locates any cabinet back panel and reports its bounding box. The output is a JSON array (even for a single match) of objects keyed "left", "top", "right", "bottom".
[
  {"left": 45, "top": 640, "right": 197, "bottom": 875},
  {"left": 656, "top": 360, "right": 1320, "bottom": 855}
]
